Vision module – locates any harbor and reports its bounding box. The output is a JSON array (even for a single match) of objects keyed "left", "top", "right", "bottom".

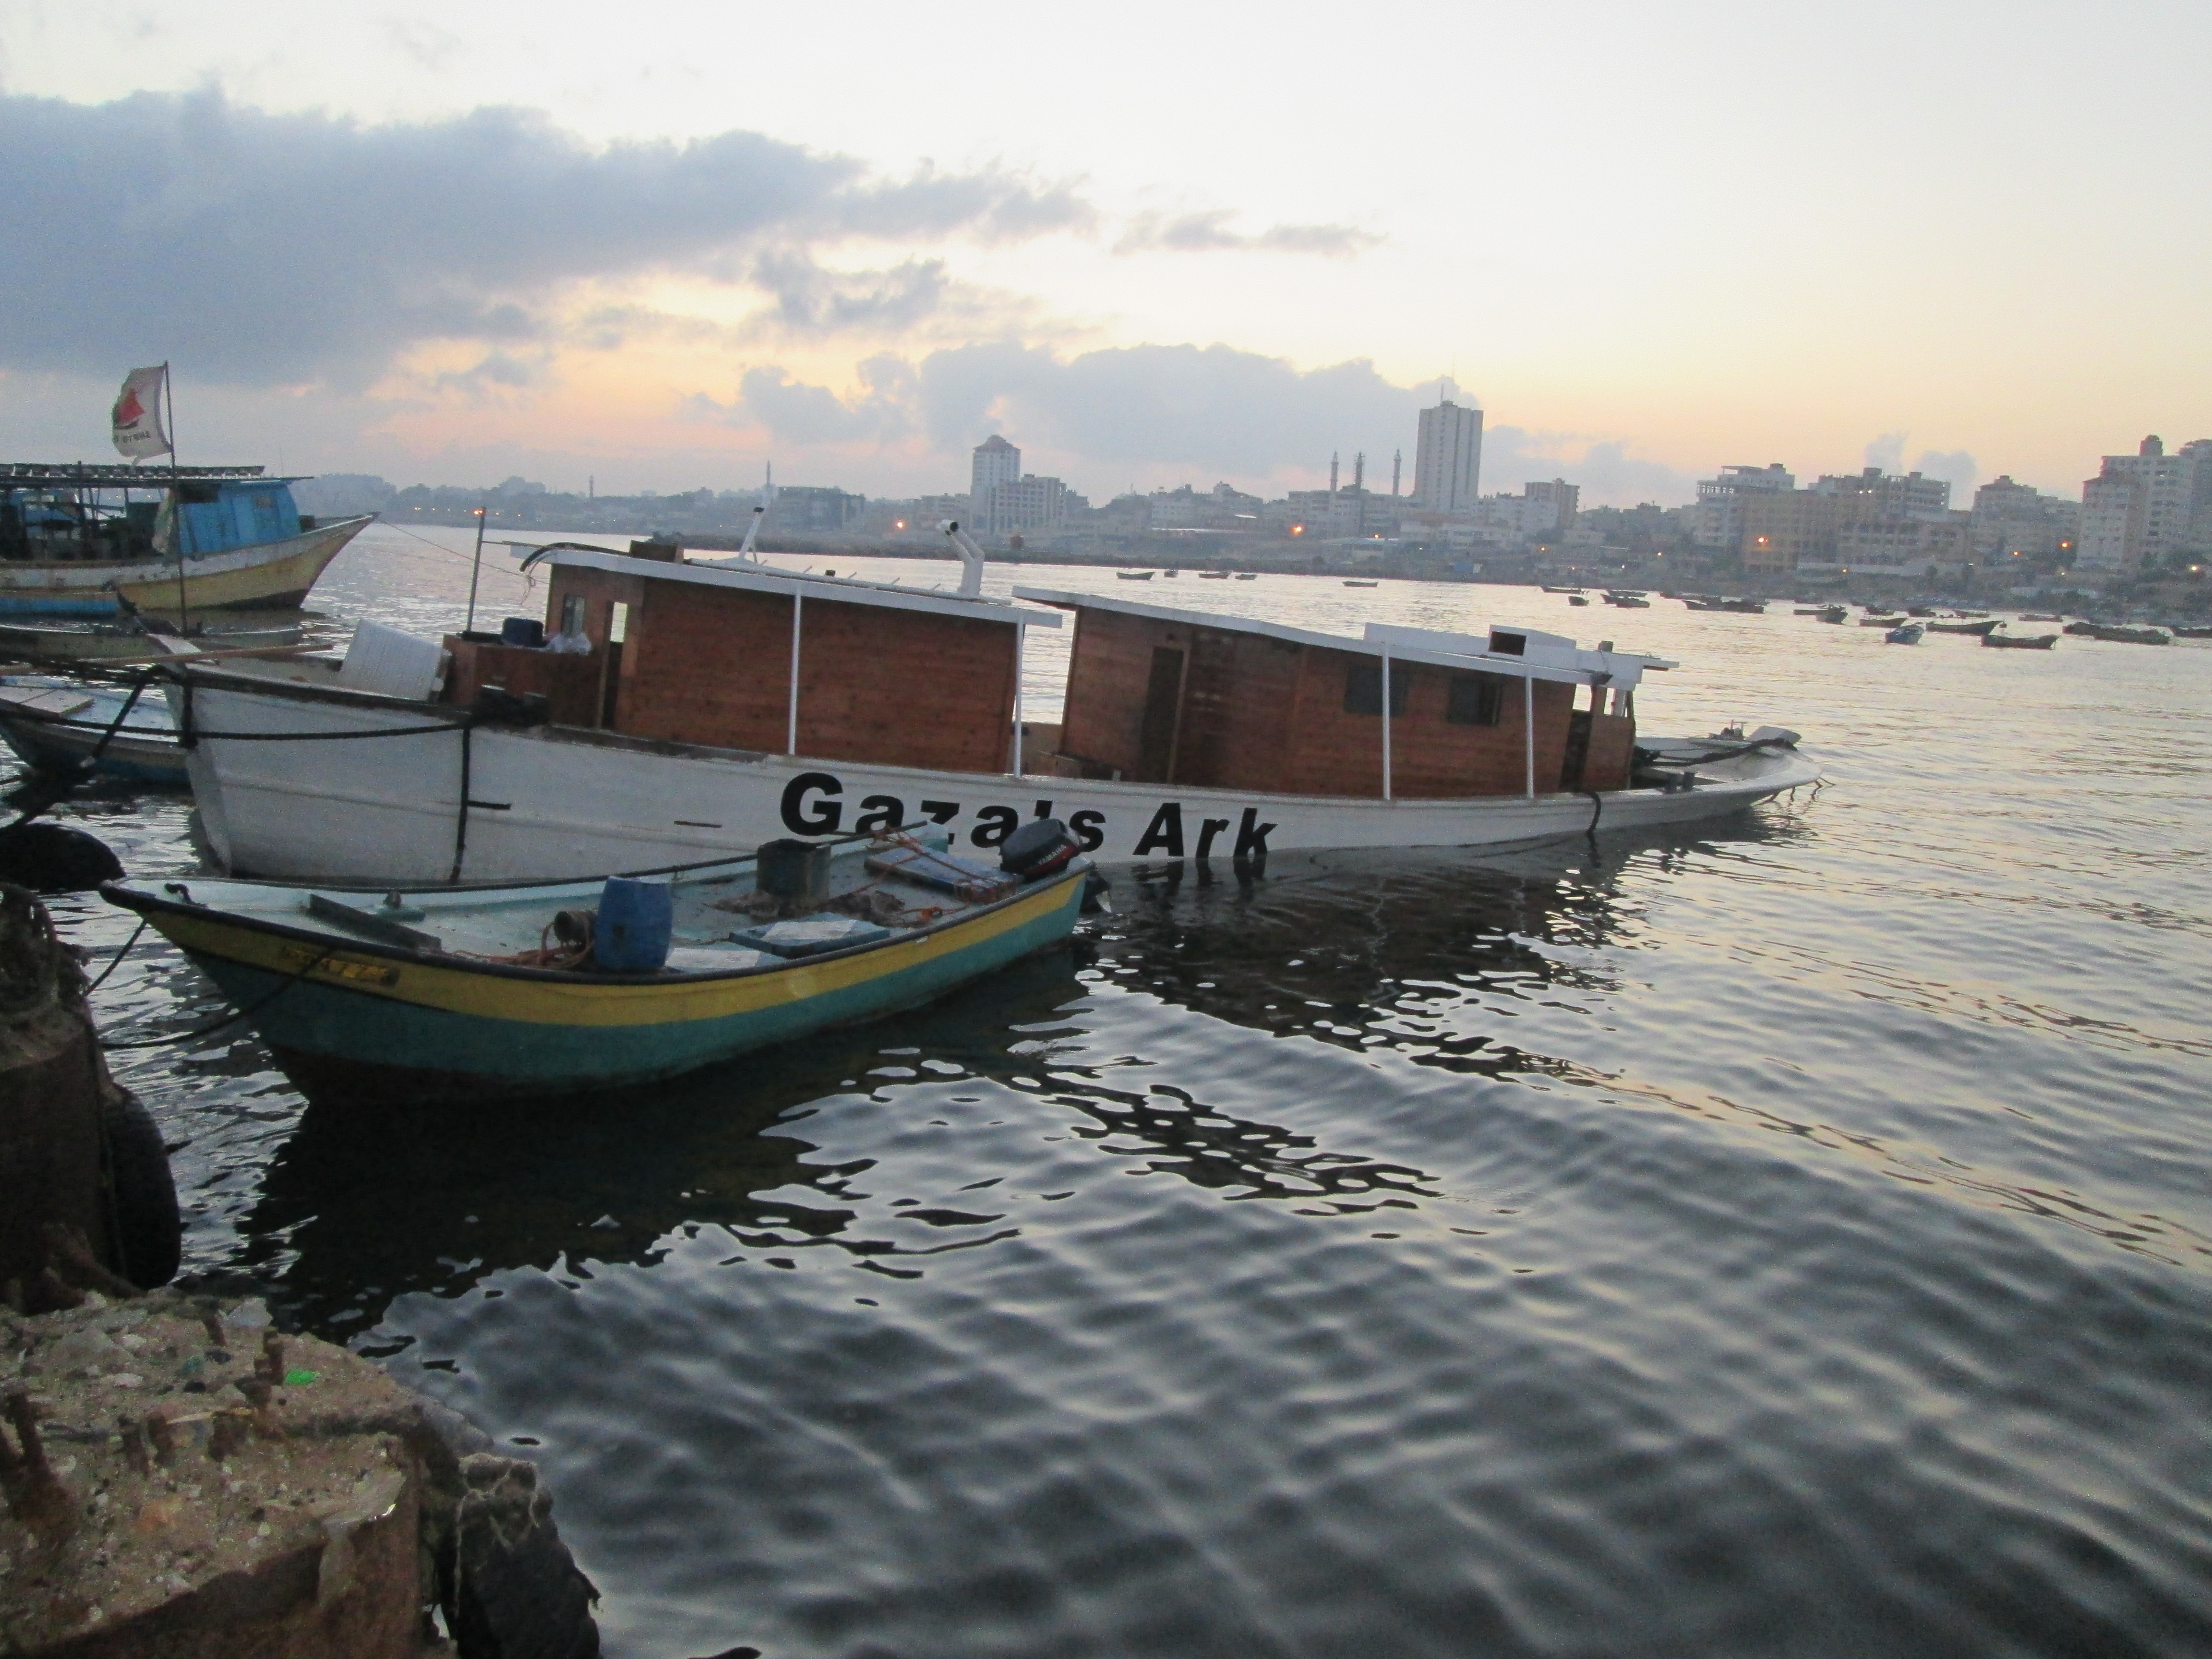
[{"left": 10, "top": 518, "right": 2211, "bottom": 1653}]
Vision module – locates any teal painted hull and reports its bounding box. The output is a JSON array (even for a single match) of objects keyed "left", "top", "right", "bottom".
[{"left": 177, "top": 877, "right": 1085, "bottom": 1101}]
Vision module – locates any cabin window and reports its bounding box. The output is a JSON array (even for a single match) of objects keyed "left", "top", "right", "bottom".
[
  {"left": 1489, "top": 631, "right": 1527, "bottom": 656},
  {"left": 1343, "top": 663, "right": 1409, "bottom": 717},
  {"left": 559, "top": 593, "right": 588, "bottom": 634},
  {"left": 1446, "top": 673, "right": 1507, "bottom": 726},
  {"left": 609, "top": 601, "right": 629, "bottom": 643}
]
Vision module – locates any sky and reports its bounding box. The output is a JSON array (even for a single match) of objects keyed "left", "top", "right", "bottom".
[{"left": 1, "top": 0, "right": 2206, "bottom": 507}]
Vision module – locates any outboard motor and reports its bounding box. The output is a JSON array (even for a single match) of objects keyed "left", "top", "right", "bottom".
[{"left": 999, "top": 817, "right": 1081, "bottom": 882}]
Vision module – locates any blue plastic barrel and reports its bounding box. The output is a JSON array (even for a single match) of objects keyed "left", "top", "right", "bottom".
[
  {"left": 501, "top": 616, "right": 546, "bottom": 648},
  {"left": 596, "top": 876, "right": 673, "bottom": 972}
]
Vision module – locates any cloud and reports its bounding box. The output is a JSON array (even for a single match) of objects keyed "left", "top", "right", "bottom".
[
  {"left": 0, "top": 88, "right": 1090, "bottom": 386},
  {"left": 727, "top": 354, "right": 918, "bottom": 445},
  {"left": 1114, "top": 209, "right": 1380, "bottom": 258},
  {"left": 1913, "top": 447, "right": 1977, "bottom": 493},
  {"left": 1864, "top": 431, "right": 1907, "bottom": 472},
  {"left": 1482, "top": 430, "right": 1697, "bottom": 507}
]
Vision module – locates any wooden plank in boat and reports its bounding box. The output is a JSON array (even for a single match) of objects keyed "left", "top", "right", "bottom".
[{"left": 0, "top": 687, "right": 96, "bottom": 718}]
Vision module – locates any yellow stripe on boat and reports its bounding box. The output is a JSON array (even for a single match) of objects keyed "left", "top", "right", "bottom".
[{"left": 150, "top": 876, "right": 1076, "bottom": 1028}]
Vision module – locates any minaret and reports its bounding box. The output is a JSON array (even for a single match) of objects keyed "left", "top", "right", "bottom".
[
  {"left": 1353, "top": 452, "right": 1365, "bottom": 491},
  {"left": 1329, "top": 453, "right": 1339, "bottom": 498},
  {"left": 1392, "top": 450, "right": 1401, "bottom": 497}
]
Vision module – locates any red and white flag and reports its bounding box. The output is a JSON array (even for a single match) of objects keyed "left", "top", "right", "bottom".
[{"left": 111, "top": 365, "right": 171, "bottom": 461}]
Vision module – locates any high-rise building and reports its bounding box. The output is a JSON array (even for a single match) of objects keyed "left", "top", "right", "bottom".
[
  {"left": 1813, "top": 467, "right": 1951, "bottom": 519},
  {"left": 1522, "top": 480, "right": 1579, "bottom": 533},
  {"left": 1693, "top": 464, "right": 1795, "bottom": 551},
  {"left": 1970, "top": 476, "right": 2075, "bottom": 562},
  {"left": 970, "top": 435, "right": 1021, "bottom": 521},
  {"left": 2074, "top": 435, "right": 2212, "bottom": 573},
  {"left": 1413, "top": 397, "right": 1483, "bottom": 514}
]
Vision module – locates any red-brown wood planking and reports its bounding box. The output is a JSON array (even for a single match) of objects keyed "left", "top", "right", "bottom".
[
  {"left": 1053, "top": 603, "right": 1614, "bottom": 799},
  {"left": 541, "top": 570, "right": 1021, "bottom": 774},
  {"left": 442, "top": 637, "right": 601, "bottom": 728}
]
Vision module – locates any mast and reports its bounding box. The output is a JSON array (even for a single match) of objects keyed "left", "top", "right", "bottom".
[
  {"left": 465, "top": 499, "right": 488, "bottom": 633},
  {"left": 164, "top": 363, "right": 188, "bottom": 631}
]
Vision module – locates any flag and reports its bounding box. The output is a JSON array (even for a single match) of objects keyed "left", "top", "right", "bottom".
[{"left": 112, "top": 365, "right": 171, "bottom": 461}]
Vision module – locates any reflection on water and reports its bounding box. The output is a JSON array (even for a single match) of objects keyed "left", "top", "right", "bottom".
[{"left": 28, "top": 532, "right": 2212, "bottom": 1656}]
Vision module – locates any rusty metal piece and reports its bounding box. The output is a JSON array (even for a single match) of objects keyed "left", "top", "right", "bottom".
[
  {"left": 145, "top": 1407, "right": 179, "bottom": 1466},
  {"left": 258, "top": 1327, "right": 286, "bottom": 1383},
  {"left": 119, "top": 1412, "right": 152, "bottom": 1475},
  {"left": 207, "top": 1407, "right": 251, "bottom": 1461},
  {"left": 3, "top": 1388, "right": 76, "bottom": 1532}
]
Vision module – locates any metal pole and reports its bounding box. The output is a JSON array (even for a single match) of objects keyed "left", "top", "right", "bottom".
[
  {"left": 1380, "top": 646, "right": 1393, "bottom": 802},
  {"left": 1011, "top": 622, "right": 1025, "bottom": 777},
  {"left": 1523, "top": 676, "right": 1535, "bottom": 798},
  {"left": 464, "top": 502, "right": 487, "bottom": 633},
  {"left": 163, "top": 363, "right": 187, "bottom": 631},
  {"left": 786, "top": 590, "right": 803, "bottom": 755}
]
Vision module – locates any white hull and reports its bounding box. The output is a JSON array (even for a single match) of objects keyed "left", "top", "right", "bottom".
[{"left": 177, "top": 676, "right": 1819, "bottom": 885}]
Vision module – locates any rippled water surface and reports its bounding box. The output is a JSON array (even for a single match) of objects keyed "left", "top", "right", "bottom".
[{"left": 45, "top": 527, "right": 2212, "bottom": 1657}]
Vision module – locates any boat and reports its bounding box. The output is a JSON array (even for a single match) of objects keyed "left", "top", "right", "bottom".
[
  {"left": 1885, "top": 623, "right": 1925, "bottom": 644},
  {"left": 1162, "top": 569, "right": 1180, "bottom": 578},
  {"left": 0, "top": 675, "right": 189, "bottom": 783},
  {"left": 1568, "top": 595, "right": 1590, "bottom": 606},
  {"left": 1199, "top": 571, "right": 1231, "bottom": 579},
  {"left": 1924, "top": 619, "right": 2000, "bottom": 636},
  {"left": 1792, "top": 606, "right": 1829, "bottom": 616},
  {"left": 102, "top": 830, "right": 1097, "bottom": 1103},
  {"left": 2174, "top": 625, "right": 2212, "bottom": 639},
  {"left": 2019, "top": 612, "right": 2064, "bottom": 622},
  {"left": 1117, "top": 570, "right": 1155, "bottom": 580},
  {"left": 1541, "top": 585, "right": 1585, "bottom": 595},
  {"left": 0, "top": 615, "right": 305, "bottom": 662},
  {"left": 2072, "top": 622, "right": 2173, "bottom": 645},
  {"left": 1685, "top": 597, "right": 1766, "bottom": 613},
  {"left": 1233, "top": 573, "right": 1257, "bottom": 581},
  {"left": 1860, "top": 615, "right": 1906, "bottom": 628},
  {"left": 1343, "top": 579, "right": 1379, "bottom": 588},
  {"left": 1816, "top": 605, "right": 1850, "bottom": 624},
  {"left": 168, "top": 536, "right": 1818, "bottom": 885},
  {"left": 0, "top": 464, "right": 367, "bottom": 618},
  {"left": 1981, "top": 630, "right": 2057, "bottom": 649}
]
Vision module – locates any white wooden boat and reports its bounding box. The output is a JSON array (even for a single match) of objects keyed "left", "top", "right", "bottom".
[
  {"left": 0, "top": 676, "right": 188, "bottom": 783},
  {"left": 170, "top": 544, "right": 1817, "bottom": 885}
]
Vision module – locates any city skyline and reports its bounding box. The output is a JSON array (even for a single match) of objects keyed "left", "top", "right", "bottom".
[{"left": 0, "top": 2, "right": 2205, "bottom": 507}]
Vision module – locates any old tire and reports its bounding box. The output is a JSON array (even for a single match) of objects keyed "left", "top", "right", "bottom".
[{"left": 103, "top": 1090, "right": 181, "bottom": 1287}]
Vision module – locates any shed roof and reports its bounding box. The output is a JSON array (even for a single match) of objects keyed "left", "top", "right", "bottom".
[
  {"left": 1012, "top": 587, "right": 1657, "bottom": 686},
  {"left": 538, "top": 547, "right": 1063, "bottom": 629}
]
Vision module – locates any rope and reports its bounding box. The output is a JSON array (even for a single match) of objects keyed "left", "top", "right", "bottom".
[
  {"left": 85, "top": 918, "right": 148, "bottom": 993},
  {"left": 100, "top": 943, "right": 336, "bottom": 1051}
]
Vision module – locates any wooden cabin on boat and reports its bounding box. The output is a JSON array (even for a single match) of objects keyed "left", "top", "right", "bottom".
[
  {"left": 1009, "top": 589, "right": 1645, "bottom": 799},
  {"left": 439, "top": 545, "right": 1062, "bottom": 775},
  {"left": 437, "top": 545, "right": 1649, "bottom": 801}
]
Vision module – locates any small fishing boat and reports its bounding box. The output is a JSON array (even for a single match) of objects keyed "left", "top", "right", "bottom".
[
  {"left": 2073, "top": 622, "right": 2173, "bottom": 645},
  {"left": 2174, "top": 625, "right": 2212, "bottom": 639},
  {"left": 2020, "top": 612, "right": 2064, "bottom": 622},
  {"left": 0, "top": 675, "right": 188, "bottom": 783},
  {"left": 1117, "top": 570, "right": 1155, "bottom": 580},
  {"left": 1233, "top": 572, "right": 1257, "bottom": 580},
  {"left": 1859, "top": 615, "right": 1906, "bottom": 628},
  {"left": 103, "top": 829, "right": 1099, "bottom": 1103},
  {"left": 1792, "top": 606, "right": 1828, "bottom": 616},
  {"left": 1924, "top": 618, "right": 2000, "bottom": 636},
  {"left": 1199, "top": 570, "right": 1230, "bottom": 579},
  {"left": 1685, "top": 597, "right": 1766, "bottom": 613},
  {"left": 1981, "top": 629, "right": 2057, "bottom": 649},
  {"left": 1162, "top": 569, "right": 1181, "bottom": 578},
  {"left": 1541, "top": 585, "right": 1584, "bottom": 595},
  {"left": 0, "top": 615, "right": 305, "bottom": 662},
  {"left": 1343, "top": 579, "right": 1379, "bottom": 588},
  {"left": 1568, "top": 594, "right": 1590, "bottom": 606},
  {"left": 1885, "top": 622, "right": 1925, "bottom": 644},
  {"left": 1816, "top": 605, "right": 1850, "bottom": 624}
]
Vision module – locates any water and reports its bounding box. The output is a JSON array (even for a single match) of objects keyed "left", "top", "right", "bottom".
[{"left": 41, "top": 525, "right": 2212, "bottom": 1657}]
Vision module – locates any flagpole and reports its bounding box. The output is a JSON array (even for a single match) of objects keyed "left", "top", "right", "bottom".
[
  {"left": 163, "top": 362, "right": 188, "bottom": 633},
  {"left": 465, "top": 501, "right": 488, "bottom": 633}
]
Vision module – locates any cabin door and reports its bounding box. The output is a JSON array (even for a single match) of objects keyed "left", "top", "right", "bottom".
[
  {"left": 1560, "top": 709, "right": 1593, "bottom": 792},
  {"left": 1134, "top": 646, "right": 1187, "bottom": 782}
]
